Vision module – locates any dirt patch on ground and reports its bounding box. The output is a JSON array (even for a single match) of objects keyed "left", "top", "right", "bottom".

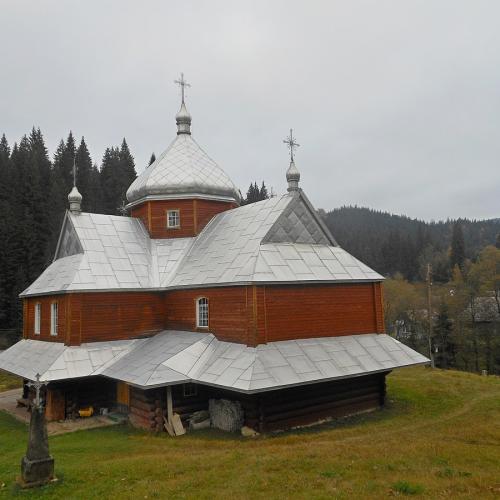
[{"left": 0, "top": 388, "right": 121, "bottom": 435}]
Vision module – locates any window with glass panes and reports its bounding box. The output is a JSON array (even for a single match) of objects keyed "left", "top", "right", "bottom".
[{"left": 196, "top": 297, "right": 209, "bottom": 327}]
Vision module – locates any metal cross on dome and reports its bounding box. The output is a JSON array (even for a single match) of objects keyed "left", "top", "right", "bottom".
[
  {"left": 283, "top": 129, "right": 300, "bottom": 162},
  {"left": 174, "top": 73, "right": 191, "bottom": 104},
  {"left": 27, "top": 373, "right": 44, "bottom": 408}
]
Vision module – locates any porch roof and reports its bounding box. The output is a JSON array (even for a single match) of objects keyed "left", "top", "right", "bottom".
[{"left": 0, "top": 332, "right": 428, "bottom": 393}]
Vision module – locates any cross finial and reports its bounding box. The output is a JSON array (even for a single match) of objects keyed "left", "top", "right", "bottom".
[
  {"left": 27, "top": 373, "right": 44, "bottom": 408},
  {"left": 73, "top": 155, "right": 76, "bottom": 188},
  {"left": 174, "top": 72, "right": 191, "bottom": 104},
  {"left": 283, "top": 128, "right": 300, "bottom": 162}
]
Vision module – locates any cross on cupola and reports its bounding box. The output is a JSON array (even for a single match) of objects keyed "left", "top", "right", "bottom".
[
  {"left": 283, "top": 128, "right": 300, "bottom": 163},
  {"left": 283, "top": 129, "right": 301, "bottom": 192},
  {"left": 174, "top": 73, "right": 191, "bottom": 104},
  {"left": 174, "top": 73, "right": 192, "bottom": 135}
]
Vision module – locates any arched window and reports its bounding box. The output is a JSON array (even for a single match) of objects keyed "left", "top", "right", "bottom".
[{"left": 196, "top": 297, "right": 209, "bottom": 328}]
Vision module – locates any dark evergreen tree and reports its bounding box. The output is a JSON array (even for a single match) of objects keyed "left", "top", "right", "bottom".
[
  {"left": 100, "top": 139, "right": 136, "bottom": 215},
  {"left": 0, "top": 135, "right": 14, "bottom": 326},
  {"left": 100, "top": 146, "right": 121, "bottom": 214},
  {"left": 88, "top": 163, "right": 103, "bottom": 213},
  {"left": 149, "top": 153, "right": 156, "bottom": 166},
  {"left": 243, "top": 181, "right": 269, "bottom": 205},
  {"left": 434, "top": 301, "right": 455, "bottom": 369},
  {"left": 75, "top": 137, "right": 93, "bottom": 212},
  {"left": 259, "top": 181, "right": 269, "bottom": 200},
  {"left": 496, "top": 233, "right": 500, "bottom": 249},
  {"left": 49, "top": 133, "right": 76, "bottom": 253},
  {"left": 450, "top": 220, "right": 466, "bottom": 270}
]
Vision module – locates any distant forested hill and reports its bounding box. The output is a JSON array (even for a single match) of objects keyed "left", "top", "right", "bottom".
[{"left": 323, "top": 206, "right": 500, "bottom": 282}]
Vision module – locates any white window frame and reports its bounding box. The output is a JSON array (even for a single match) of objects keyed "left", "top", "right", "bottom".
[
  {"left": 50, "top": 302, "right": 58, "bottom": 336},
  {"left": 34, "top": 303, "right": 41, "bottom": 335},
  {"left": 196, "top": 297, "right": 209, "bottom": 328},
  {"left": 166, "top": 209, "right": 180, "bottom": 229}
]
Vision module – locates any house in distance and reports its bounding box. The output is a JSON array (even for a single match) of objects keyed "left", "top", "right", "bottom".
[{"left": 0, "top": 76, "right": 428, "bottom": 433}]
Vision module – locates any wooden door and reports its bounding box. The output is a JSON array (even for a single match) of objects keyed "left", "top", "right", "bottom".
[
  {"left": 116, "top": 382, "right": 130, "bottom": 407},
  {"left": 46, "top": 387, "right": 65, "bottom": 421}
]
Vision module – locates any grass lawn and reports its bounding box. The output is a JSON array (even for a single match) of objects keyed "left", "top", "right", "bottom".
[
  {"left": 0, "top": 372, "right": 22, "bottom": 392},
  {"left": 0, "top": 367, "right": 499, "bottom": 499}
]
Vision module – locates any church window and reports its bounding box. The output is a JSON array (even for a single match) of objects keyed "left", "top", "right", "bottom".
[
  {"left": 50, "top": 302, "right": 58, "bottom": 336},
  {"left": 167, "top": 209, "right": 180, "bottom": 228},
  {"left": 196, "top": 297, "right": 209, "bottom": 328},
  {"left": 34, "top": 303, "right": 41, "bottom": 335}
]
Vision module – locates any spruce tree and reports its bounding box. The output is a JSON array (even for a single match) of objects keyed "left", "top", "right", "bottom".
[
  {"left": 75, "top": 137, "right": 93, "bottom": 211},
  {"left": 496, "top": 233, "right": 500, "bottom": 249},
  {"left": 101, "top": 140, "right": 136, "bottom": 215},
  {"left": 0, "top": 135, "right": 13, "bottom": 327},
  {"left": 149, "top": 152, "right": 156, "bottom": 166},
  {"left": 259, "top": 181, "right": 269, "bottom": 200},
  {"left": 49, "top": 133, "right": 76, "bottom": 253},
  {"left": 450, "top": 221, "right": 466, "bottom": 270},
  {"left": 434, "top": 301, "right": 454, "bottom": 368}
]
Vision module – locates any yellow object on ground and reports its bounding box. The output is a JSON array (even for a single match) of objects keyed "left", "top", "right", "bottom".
[{"left": 78, "top": 406, "right": 94, "bottom": 418}]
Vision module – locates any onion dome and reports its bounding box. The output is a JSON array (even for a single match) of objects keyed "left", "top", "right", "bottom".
[
  {"left": 68, "top": 185, "right": 82, "bottom": 213},
  {"left": 286, "top": 160, "right": 301, "bottom": 192},
  {"left": 126, "top": 99, "right": 240, "bottom": 205}
]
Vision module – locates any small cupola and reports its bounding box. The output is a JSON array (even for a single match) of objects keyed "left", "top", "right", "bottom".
[
  {"left": 283, "top": 129, "right": 301, "bottom": 192},
  {"left": 68, "top": 158, "right": 82, "bottom": 213},
  {"left": 126, "top": 74, "right": 240, "bottom": 238}
]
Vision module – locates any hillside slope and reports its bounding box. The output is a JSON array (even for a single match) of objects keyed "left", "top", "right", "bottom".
[
  {"left": 324, "top": 206, "right": 500, "bottom": 280},
  {"left": 0, "top": 367, "right": 499, "bottom": 499}
]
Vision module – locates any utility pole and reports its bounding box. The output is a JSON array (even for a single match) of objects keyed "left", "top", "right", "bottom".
[{"left": 426, "top": 263, "right": 435, "bottom": 368}]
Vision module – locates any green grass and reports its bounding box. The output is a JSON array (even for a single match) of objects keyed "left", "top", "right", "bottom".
[
  {"left": 1, "top": 367, "right": 499, "bottom": 499},
  {"left": 0, "top": 372, "right": 21, "bottom": 392}
]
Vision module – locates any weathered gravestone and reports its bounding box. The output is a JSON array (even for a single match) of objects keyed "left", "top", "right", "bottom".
[{"left": 19, "top": 374, "right": 55, "bottom": 488}]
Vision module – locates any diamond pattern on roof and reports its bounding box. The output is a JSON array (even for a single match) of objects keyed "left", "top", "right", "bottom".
[{"left": 126, "top": 134, "right": 239, "bottom": 203}]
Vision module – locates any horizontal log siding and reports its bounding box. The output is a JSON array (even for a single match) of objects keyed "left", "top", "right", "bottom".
[
  {"left": 262, "top": 282, "right": 385, "bottom": 342},
  {"left": 130, "top": 199, "right": 237, "bottom": 239},
  {"left": 23, "top": 295, "right": 68, "bottom": 343},
  {"left": 23, "top": 282, "right": 384, "bottom": 346},
  {"left": 256, "top": 372, "right": 387, "bottom": 431},
  {"left": 196, "top": 199, "right": 237, "bottom": 234},
  {"left": 165, "top": 287, "right": 250, "bottom": 343},
  {"left": 79, "top": 292, "right": 164, "bottom": 343},
  {"left": 130, "top": 202, "right": 149, "bottom": 230}
]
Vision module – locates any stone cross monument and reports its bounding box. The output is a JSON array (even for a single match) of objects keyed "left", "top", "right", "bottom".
[{"left": 20, "top": 374, "right": 55, "bottom": 487}]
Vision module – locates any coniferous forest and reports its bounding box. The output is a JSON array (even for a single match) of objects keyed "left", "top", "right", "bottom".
[
  {"left": 1, "top": 128, "right": 499, "bottom": 375},
  {"left": 0, "top": 129, "right": 137, "bottom": 335}
]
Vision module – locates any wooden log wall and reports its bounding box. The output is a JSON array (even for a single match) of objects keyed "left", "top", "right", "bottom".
[
  {"left": 256, "top": 372, "right": 388, "bottom": 431},
  {"left": 129, "top": 386, "right": 166, "bottom": 432},
  {"left": 23, "top": 283, "right": 385, "bottom": 347},
  {"left": 130, "top": 199, "right": 237, "bottom": 239}
]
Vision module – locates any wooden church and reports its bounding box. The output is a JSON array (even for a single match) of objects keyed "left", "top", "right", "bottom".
[{"left": 0, "top": 77, "right": 427, "bottom": 432}]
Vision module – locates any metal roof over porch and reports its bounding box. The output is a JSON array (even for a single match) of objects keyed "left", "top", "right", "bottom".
[{"left": 0, "top": 331, "right": 428, "bottom": 393}]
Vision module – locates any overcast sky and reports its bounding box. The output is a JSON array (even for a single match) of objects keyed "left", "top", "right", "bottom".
[{"left": 1, "top": 1, "right": 499, "bottom": 221}]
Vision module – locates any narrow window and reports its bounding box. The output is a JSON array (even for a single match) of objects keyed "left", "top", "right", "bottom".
[
  {"left": 196, "top": 297, "right": 209, "bottom": 328},
  {"left": 34, "top": 303, "right": 41, "bottom": 335},
  {"left": 183, "top": 383, "right": 198, "bottom": 398},
  {"left": 167, "top": 209, "right": 180, "bottom": 228},
  {"left": 50, "top": 302, "right": 58, "bottom": 336}
]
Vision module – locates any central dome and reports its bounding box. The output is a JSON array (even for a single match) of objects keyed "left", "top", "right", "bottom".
[{"left": 126, "top": 102, "right": 240, "bottom": 205}]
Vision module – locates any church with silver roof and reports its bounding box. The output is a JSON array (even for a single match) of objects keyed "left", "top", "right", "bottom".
[{"left": 0, "top": 75, "right": 427, "bottom": 432}]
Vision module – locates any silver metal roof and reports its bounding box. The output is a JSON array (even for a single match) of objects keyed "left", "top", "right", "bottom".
[
  {"left": 0, "top": 338, "right": 137, "bottom": 382},
  {"left": 126, "top": 133, "right": 240, "bottom": 204},
  {"left": 0, "top": 332, "right": 429, "bottom": 392},
  {"left": 21, "top": 192, "right": 383, "bottom": 297}
]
